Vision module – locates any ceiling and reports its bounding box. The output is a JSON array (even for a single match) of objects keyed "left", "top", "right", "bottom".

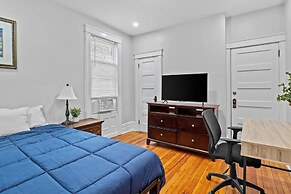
[{"left": 51, "top": 0, "right": 285, "bottom": 36}]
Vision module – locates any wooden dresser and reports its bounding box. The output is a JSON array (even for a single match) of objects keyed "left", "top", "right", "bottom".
[
  {"left": 65, "top": 118, "right": 103, "bottom": 135},
  {"left": 147, "top": 102, "right": 219, "bottom": 153}
]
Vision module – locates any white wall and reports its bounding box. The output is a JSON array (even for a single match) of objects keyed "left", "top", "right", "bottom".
[
  {"left": 226, "top": 5, "right": 285, "bottom": 42},
  {"left": 286, "top": 1, "right": 291, "bottom": 72},
  {"left": 286, "top": 0, "right": 291, "bottom": 121},
  {"left": 0, "top": 0, "right": 135, "bottom": 124},
  {"left": 133, "top": 14, "right": 227, "bottom": 134}
]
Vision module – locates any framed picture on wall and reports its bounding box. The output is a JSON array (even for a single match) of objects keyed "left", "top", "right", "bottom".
[{"left": 0, "top": 17, "right": 17, "bottom": 69}]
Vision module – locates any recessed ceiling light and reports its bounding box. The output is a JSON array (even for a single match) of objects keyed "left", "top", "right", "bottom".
[
  {"left": 101, "top": 32, "right": 107, "bottom": 37},
  {"left": 132, "top": 22, "right": 139, "bottom": 28}
]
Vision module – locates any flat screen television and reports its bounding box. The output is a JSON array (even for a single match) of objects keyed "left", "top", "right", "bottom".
[{"left": 162, "top": 73, "right": 208, "bottom": 102}]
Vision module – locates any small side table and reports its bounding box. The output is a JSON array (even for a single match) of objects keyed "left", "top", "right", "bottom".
[{"left": 65, "top": 118, "right": 103, "bottom": 136}]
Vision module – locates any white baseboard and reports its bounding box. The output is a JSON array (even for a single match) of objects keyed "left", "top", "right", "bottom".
[
  {"left": 103, "top": 121, "right": 138, "bottom": 138},
  {"left": 103, "top": 131, "right": 118, "bottom": 138},
  {"left": 120, "top": 121, "right": 138, "bottom": 135}
]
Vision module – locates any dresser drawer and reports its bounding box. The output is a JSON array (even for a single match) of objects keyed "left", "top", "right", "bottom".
[
  {"left": 177, "top": 116, "right": 207, "bottom": 134},
  {"left": 148, "top": 128, "right": 176, "bottom": 144},
  {"left": 92, "top": 125, "right": 101, "bottom": 135},
  {"left": 177, "top": 131, "right": 208, "bottom": 151},
  {"left": 84, "top": 126, "right": 101, "bottom": 135},
  {"left": 149, "top": 113, "right": 177, "bottom": 129},
  {"left": 80, "top": 126, "right": 98, "bottom": 134},
  {"left": 81, "top": 126, "right": 93, "bottom": 133}
]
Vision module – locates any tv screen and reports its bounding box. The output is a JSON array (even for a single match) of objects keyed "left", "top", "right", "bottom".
[{"left": 162, "top": 73, "right": 208, "bottom": 102}]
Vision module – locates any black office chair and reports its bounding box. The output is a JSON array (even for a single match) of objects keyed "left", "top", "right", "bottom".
[
  {"left": 202, "top": 109, "right": 265, "bottom": 194},
  {"left": 220, "top": 126, "right": 242, "bottom": 175}
]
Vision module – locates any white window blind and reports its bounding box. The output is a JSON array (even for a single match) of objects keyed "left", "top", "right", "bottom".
[{"left": 90, "top": 35, "right": 118, "bottom": 98}]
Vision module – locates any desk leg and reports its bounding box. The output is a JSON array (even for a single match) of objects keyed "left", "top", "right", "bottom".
[{"left": 243, "top": 157, "right": 247, "bottom": 194}]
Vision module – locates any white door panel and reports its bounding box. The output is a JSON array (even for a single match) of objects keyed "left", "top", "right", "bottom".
[
  {"left": 238, "top": 90, "right": 273, "bottom": 101},
  {"left": 231, "top": 43, "right": 279, "bottom": 129},
  {"left": 142, "top": 61, "right": 156, "bottom": 74},
  {"left": 142, "top": 88, "right": 155, "bottom": 98}
]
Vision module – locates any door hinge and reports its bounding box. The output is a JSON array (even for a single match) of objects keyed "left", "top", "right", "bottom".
[
  {"left": 138, "top": 120, "right": 140, "bottom": 125},
  {"left": 278, "top": 50, "right": 281, "bottom": 57}
]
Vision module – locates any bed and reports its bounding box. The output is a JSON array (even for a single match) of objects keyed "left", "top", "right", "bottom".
[{"left": 0, "top": 124, "right": 165, "bottom": 194}]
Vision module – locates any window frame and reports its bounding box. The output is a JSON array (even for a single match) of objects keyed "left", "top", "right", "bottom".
[
  {"left": 90, "top": 35, "right": 118, "bottom": 99},
  {"left": 84, "top": 25, "right": 122, "bottom": 117}
]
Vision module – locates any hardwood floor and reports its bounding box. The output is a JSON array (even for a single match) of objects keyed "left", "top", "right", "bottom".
[{"left": 113, "top": 131, "right": 291, "bottom": 194}]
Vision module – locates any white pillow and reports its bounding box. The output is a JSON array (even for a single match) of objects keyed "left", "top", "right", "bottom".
[
  {"left": 0, "top": 107, "right": 30, "bottom": 136},
  {"left": 28, "top": 105, "right": 48, "bottom": 128}
]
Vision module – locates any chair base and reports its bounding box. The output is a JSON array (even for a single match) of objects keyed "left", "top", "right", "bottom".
[{"left": 207, "top": 171, "right": 265, "bottom": 194}]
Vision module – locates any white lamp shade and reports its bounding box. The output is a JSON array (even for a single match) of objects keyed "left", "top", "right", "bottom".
[{"left": 57, "top": 84, "right": 77, "bottom": 100}]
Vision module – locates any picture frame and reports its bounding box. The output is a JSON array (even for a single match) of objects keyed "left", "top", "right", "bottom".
[{"left": 0, "top": 17, "right": 17, "bottom": 69}]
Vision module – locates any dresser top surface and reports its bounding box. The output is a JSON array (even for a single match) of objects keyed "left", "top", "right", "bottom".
[{"left": 148, "top": 102, "right": 219, "bottom": 109}]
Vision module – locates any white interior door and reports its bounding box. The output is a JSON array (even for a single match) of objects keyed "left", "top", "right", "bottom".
[
  {"left": 231, "top": 43, "right": 280, "bottom": 127},
  {"left": 135, "top": 52, "right": 162, "bottom": 132}
]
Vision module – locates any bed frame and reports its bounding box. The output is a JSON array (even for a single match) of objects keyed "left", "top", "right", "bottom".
[{"left": 139, "top": 177, "right": 161, "bottom": 194}]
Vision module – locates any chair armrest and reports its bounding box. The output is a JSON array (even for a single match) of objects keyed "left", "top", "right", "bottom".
[
  {"left": 220, "top": 137, "right": 241, "bottom": 144},
  {"left": 227, "top": 126, "right": 242, "bottom": 132},
  {"left": 227, "top": 126, "right": 242, "bottom": 139},
  {"left": 220, "top": 137, "right": 241, "bottom": 164}
]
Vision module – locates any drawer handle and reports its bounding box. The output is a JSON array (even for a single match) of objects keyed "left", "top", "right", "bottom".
[
  {"left": 191, "top": 139, "right": 195, "bottom": 142},
  {"left": 191, "top": 124, "right": 195, "bottom": 127},
  {"left": 160, "top": 120, "right": 163, "bottom": 123},
  {"left": 160, "top": 133, "right": 163, "bottom": 136}
]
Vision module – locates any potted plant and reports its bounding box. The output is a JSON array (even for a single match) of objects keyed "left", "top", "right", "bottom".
[
  {"left": 277, "top": 72, "right": 291, "bottom": 105},
  {"left": 70, "top": 107, "right": 81, "bottom": 122}
]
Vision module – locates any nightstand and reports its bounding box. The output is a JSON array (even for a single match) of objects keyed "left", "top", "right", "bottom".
[{"left": 65, "top": 118, "right": 103, "bottom": 135}]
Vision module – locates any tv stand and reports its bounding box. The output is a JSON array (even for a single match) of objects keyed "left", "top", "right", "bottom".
[{"left": 147, "top": 102, "right": 219, "bottom": 153}]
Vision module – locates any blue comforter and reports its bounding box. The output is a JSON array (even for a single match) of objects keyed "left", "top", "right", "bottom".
[{"left": 0, "top": 124, "right": 165, "bottom": 194}]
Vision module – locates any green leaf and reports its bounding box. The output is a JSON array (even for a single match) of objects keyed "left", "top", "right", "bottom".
[
  {"left": 70, "top": 107, "right": 82, "bottom": 117},
  {"left": 277, "top": 72, "right": 291, "bottom": 103}
]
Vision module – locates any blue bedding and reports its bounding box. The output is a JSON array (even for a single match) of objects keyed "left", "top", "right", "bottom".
[{"left": 0, "top": 124, "right": 165, "bottom": 194}]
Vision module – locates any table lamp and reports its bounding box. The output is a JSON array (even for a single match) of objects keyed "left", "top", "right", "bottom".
[{"left": 57, "top": 84, "right": 77, "bottom": 125}]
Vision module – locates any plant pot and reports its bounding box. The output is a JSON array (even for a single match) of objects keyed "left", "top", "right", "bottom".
[{"left": 72, "top": 117, "right": 79, "bottom": 123}]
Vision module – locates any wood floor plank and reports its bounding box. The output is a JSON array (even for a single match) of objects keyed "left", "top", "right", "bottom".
[{"left": 113, "top": 132, "right": 291, "bottom": 194}]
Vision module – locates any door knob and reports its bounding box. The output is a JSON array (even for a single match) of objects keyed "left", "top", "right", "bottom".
[{"left": 233, "top": 98, "right": 237, "bottom": 108}]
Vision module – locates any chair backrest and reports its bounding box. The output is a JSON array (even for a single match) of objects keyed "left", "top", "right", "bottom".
[{"left": 202, "top": 109, "right": 221, "bottom": 154}]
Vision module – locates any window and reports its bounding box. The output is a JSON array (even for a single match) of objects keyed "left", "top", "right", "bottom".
[
  {"left": 90, "top": 36, "right": 118, "bottom": 98},
  {"left": 89, "top": 34, "right": 119, "bottom": 113}
]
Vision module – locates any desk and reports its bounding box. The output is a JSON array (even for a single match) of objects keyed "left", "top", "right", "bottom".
[{"left": 241, "top": 119, "right": 291, "bottom": 193}]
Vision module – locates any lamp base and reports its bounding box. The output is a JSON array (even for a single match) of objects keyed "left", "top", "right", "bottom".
[{"left": 61, "top": 120, "right": 74, "bottom": 125}]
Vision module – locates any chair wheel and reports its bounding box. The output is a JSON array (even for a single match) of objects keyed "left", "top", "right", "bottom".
[{"left": 206, "top": 174, "right": 211, "bottom": 180}]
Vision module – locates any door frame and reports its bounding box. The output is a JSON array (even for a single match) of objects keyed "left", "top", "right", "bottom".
[
  {"left": 134, "top": 50, "right": 163, "bottom": 131},
  {"left": 226, "top": 34, "right": 286, "bottom": 138}
]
